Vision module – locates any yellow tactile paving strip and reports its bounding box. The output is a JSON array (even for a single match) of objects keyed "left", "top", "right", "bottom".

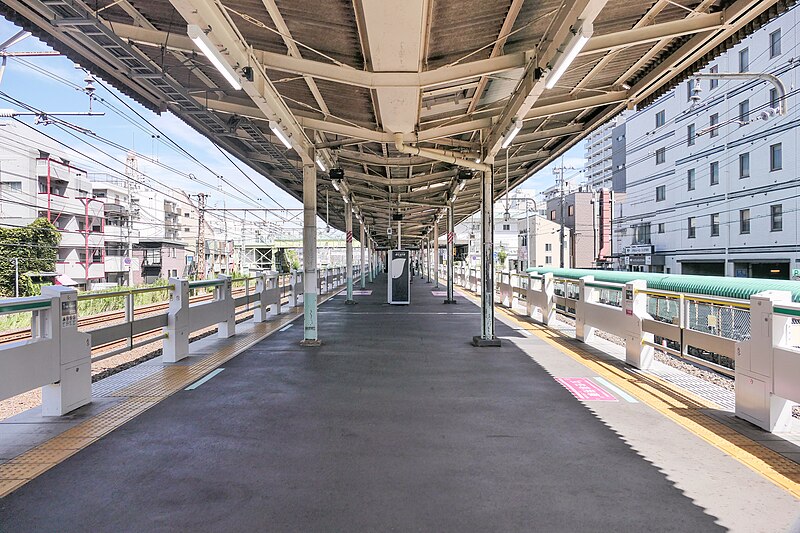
[
  {"left": 0, "top": 289, "right": 343, "bottom": 498},
  {"left": 456, "top": 286, "right": 800, "bottom": 499}
]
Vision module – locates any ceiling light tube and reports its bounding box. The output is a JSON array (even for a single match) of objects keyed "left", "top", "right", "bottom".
[
  {"left": 331, "top": 179, "right": 341, "bottom": 191},
  {"left": 187, "top": 25, "right": 242, "bottom": 91},
  {"left": 501, "top": 119, "right": 523, "bottom": 149},
  {"left": 316, "top": 157, "right": 327, "bottom": 172},
  {"left": 545, "top": 20, "right": 592, "bottom": 90},
  {"left": 458, "top": 180, "right": 466, "bottom": 191},
  {"left": 342, "top": 194, "right": 350, "bottom": 204},
  {"left": 269, "top": 121, "right": 292, "bottom": 149}
]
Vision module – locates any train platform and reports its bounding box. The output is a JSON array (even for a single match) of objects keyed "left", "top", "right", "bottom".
[{"left": 1, "top": 274, "right": 799, "bottom": 532}]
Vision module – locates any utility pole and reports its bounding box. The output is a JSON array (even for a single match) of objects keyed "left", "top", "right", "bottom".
[
  {"left": 553, "top": 161, "right": 575, "bottom": 268},
  {"left": 195, "top": 193, "right": 208, "bottom": 280}
]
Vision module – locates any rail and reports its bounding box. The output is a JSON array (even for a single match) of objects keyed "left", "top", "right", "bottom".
[{"left": 426, "top": 262, "right": 799, "bottom": 433}]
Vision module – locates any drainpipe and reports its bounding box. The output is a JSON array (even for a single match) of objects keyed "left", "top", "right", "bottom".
[{"left": 394, "top": 133, "right": 491, "bottom": 172}]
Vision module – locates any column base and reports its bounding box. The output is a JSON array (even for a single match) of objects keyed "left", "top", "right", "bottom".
[
  {"left": 345, "top": 300, "right": 358, "bottom": 305},
  {"left": 443, "top": 299, "right": 457, "bottom": 304},
  {"left": 472, "top": 335, "right": 502, "bottom": 347},
  {"left": 300, "top": 339, "right": 322, "bottom": 347}
]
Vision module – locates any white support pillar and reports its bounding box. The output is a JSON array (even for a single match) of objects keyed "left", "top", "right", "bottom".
[
  {"left": 216, "top": 274, "right": 235, "bottom": 338},
  {"left": 345, "top": 202, "right": 355, "bottom": 304},
  {"left": 360, "top": 222, "right": 366, "bottom": 288},
  {"left": 40, "top": 285, "right": 91, "bottom": 416},
  {"left": 163, "top": 277, "right": 190, "bottom": 362},
  {"left": 301, "top": 155, "right": 321, "bottom": 346},
  {"left": 473, "top": 166, "right": 501, "bottom": 347},
  {"left": 253, "top": 270, "right": 269, "bottom": 323},
  {"left": 736, "top": 291, "right": 796, "bottom": 432},
  {"left": 622, "top": 280, "right": 653, "bottom": 368},
  {"left": 433, "top": 223, "right": 440, "bottom": 289},
  {"left": 444, "top": 203, "right": 456, "bottom": 304}
]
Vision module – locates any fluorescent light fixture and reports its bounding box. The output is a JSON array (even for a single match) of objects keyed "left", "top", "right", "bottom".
[
  {"left": 316, "top": 157, "right": 327, "bottom": 172},
  {"left": 449, "top": 193, "right": 457, "bottom": 203},
  {"left": 544, "top": 20, "right": 592, "bottom": 90},
  {"left": 458, "top": 180, "right": 466, "bottom": 191},
  {"left": 501, "top": 119, "right": 523, "bottom": 149},
  {"left": 475, "top": 158, "right": 481, "bottom": 164},
  {"left": 331, "top": 179, "right": 341, "bottom": 192},
  {"left": 187, "top": 25, "right": 242, "bottom": 91},
  {"left": 342, "top": 195, "right": 350, "bottom": 204},
  {"left": 269, "top": 121, "right": 292, "bottom": 149}
]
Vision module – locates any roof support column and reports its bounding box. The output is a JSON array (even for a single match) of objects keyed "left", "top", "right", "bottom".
[
  {"left": 473, "top": 167, "right": 501, "bottom": 347},
  {"left": 433, "top": 221, "right": 440, "bottom": 289},
  {"left": 444, "top": 203, "right": 456, "bottom": 304},
  {"left": 426, "top": 236, "right": 431, "bottom": 283},
  {"left": 301, "top": 153, "right": 321, "bottom": 346},
  {"left": 345, "top": 202, "right": 355, "bottom": 304},
  {"left": 360, "top": 222, "right": 366, "bottom": 289}
]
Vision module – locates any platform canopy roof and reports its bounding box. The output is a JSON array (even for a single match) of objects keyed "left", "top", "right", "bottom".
[{"left": 1, "top": 0, "right": 792, "bottom": 245}]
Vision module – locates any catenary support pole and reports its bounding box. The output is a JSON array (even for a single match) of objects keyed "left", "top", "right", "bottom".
[
  {"left": 345, "top": 202, "right": 355, "bottom": 304},
  {"left": 473, "top": 166, "right": 501, "bottom": 346},
  {"left": 301, "top": 152, "right": 321, "bottom": 346},
  {"left": 426, "top": 236, "right": 431, "bottom": 283},
  {"left": 444, "top": 203, "right": 456, "bottom": 304}
]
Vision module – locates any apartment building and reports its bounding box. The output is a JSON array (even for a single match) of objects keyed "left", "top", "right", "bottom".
[
  {"left": 0, "top": 120, "right": 104, "bottom": 288},
  {"left": 616, "top": 6, "right": 799, "bottom": 279},
  {"left": 91, "top": 179, "right": 137, "bottom": 286},
  {"left": 517, "top": 214, "right": 571, "bottom": 270},
  {"left": 543, "top": 181, "right": 613, "bottom": 269}
]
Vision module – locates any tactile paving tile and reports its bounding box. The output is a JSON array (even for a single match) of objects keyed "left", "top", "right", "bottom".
[
  {"left": 0, "top": 479, "right": 26, "bottom": 497},
  {"left": 0, "top": 461, "right": 53, "bottom": 480}
]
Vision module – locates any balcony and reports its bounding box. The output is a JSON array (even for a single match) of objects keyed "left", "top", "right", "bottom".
[
  {"left": 36, "top": 194, "right": 84, "bottom": 215},
  {"left": 56, "top": 261, "right": 105, "bottom": 281}
]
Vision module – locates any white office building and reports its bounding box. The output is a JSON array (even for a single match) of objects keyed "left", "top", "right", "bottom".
[{"left": 616, "top": 6, "right": 800, "bottom": 279}]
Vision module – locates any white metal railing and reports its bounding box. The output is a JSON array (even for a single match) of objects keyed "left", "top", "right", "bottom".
[
  {"left": 420, "top": 261, "right": 800, "bottom": 434},
  {"left": 0, "top": 265, "right": 359, "bottom": 417}
]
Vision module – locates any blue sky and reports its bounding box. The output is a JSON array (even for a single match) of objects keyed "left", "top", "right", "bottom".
[{"left": 0, "top": 17, "right": 586, "bottom": 208}]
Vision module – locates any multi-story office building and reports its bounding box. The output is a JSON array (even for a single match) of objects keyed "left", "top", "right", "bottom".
[
  {"left": 616, "top": 6, "right": 798, "bottom": 278},
  {"left": 0, "top": 120, "right": 104, "bottom": 288},
  {"left": 584, "top": 115, "right": 626, "bottom": 190}
]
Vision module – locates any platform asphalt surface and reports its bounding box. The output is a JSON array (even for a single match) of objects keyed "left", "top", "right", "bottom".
[{"left": 0, "top": 274, "right": 723, "bottom": 532}]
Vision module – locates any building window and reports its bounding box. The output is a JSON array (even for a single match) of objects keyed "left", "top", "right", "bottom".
[
  {"left": 655, "top": 147, "right": 666, "bottom": 164},
  {"left": 687, "top": 80, "right": 693, "bottom": 101},
  {"left": 688, "top": 217, "right": 696, "bottom": 239},
  {"left": 739, "top": 47, "right": 749, "bottom": 72},
  {"left": 634, "top": 223, "right": 651, "bottom": 245},
  {"left": 687, "top": 123, "right": 695, "bottom": 146},
  {"left": 545, "top": 243, "right": 552, "bottom": 251},
  {"left": 710, "top": 161, "right": 719, "bottom": 185},
  {"left": 739, "top": 153, "right": 750, "bottom": 178},
  {"left": 502, "top": 224, "right": 510, "bottom": 231},
  {"left": 656, "top": 185, "right": 666, "bottom": 202},
  {"left": 710, "top": 113, "right": 719, "bottom": 137},
  {"left": 0, "top": 181, "right": 22, "bottom": 191},
  {"left": 740, "top": 209, "right": 750, "bottom": 234},
  {"left": 771, "top": 204, "right": 783, "bottom": 231},
  {"left": 770, "top": 143, "right": 782, "bottom": 170},
  {"left": 738, "top": 100, "right": 749, "bottom": 122},
  {"left": 658, "top": 223, "right": 665, "bottom": 234},
  {"left": 710, "top": 213, "right": 720, "bottom": 237},
  {"left": 710, "top": 65, "right": 718, "bottom": 89},
  {"left": 550, "top": 209, "right": 556, "bottom": 221},
  {"left": 655, "top": 110, "right": 665, "bottom": 128},
  {"left": 687, "top": 168, "right": 696, "bottom": 191},
  {"left": 770, "top": 29, "right": 782, "bottom": 58},
  {"left": 568, "top": 205, "right": 574, "bottom": 216},
  {"left": 545, "top": 256, "right": 552, "bottom": 264},
  {"left": 770, "top": 88, "right": 779, "bottom": 110}
]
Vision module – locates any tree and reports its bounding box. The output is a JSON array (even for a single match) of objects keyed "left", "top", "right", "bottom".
[
  {"left": 0, "top": 218, "right": 61, "bottom": 296},
  {"left": 284, "top": 249, "right": 301, "bottom": 271},
  {"left": 497, "top": 246, "right": 508, "bottom": 267}
]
